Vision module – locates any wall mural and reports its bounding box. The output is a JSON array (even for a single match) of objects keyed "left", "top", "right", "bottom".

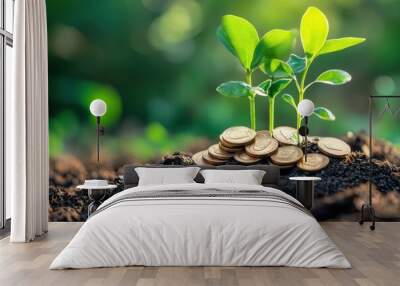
[{"left": 48, "top": 0, "right": 400, "bottom": 222}]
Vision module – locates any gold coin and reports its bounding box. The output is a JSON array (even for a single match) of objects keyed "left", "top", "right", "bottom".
[
  {"left": 245, "top": 131, "right": 278, "bottom": 157},
  {"left": 272, "top": 126, "right": 301, "bottom": 145},
  {"left": 219, "top": 142, "right": 242, "bottom": 153},
  {"left": 233, "top": 151, "right": 261, "bottom": 165},
  {"left": 270, "top": 146, "right": 303, "bottom": 165},
  {"left": 202, "top": 151, "right": 227, "bottom": 165},
  {"left": 208, "top": 144, "right": 233, "bottom": 160},
  {"left": 219, "top": 135, "right": 245, "bottom": 149},
  {"left": 317, "top": 137, "right": 351, "bottom": 158},
  {"left": 192, "top": 151, "right": 212, "bottom": 166},
  {"left": 221, "top": 126, "right": 256, "bottom": 146},
  {"left": 297, "top": 153, "right": 330, "bottom": 172}
]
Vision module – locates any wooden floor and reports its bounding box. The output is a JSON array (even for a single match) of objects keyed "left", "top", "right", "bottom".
[{"left": 0, "top": 222, "right": 399, "bottom": 286}]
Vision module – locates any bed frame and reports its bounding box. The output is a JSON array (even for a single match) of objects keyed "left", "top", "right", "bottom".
[{"left": 123, "top": 164, "right": 281, "bottom": 190}]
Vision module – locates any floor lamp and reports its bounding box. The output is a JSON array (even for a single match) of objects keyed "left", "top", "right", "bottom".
[
  {"left": 359, "top": 95, "right": 400, "bottom": 230},
  {"left": 89, "top": 99, "right": 107, "bottom": 175}
]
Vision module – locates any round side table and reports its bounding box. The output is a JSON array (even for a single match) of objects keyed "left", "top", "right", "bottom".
[
  {"left": 289, "top": 177, "right": 321, "bottom": 210},
  {"left": 77, "top": 184, "right": 117, "bottom": 217}
]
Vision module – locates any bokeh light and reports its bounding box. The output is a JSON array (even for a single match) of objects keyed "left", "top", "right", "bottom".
[
  {"left": 374, "top": 76, "right": 396, "bottom": 96},
  {"left": 148, "top": 0, "right": 202, "bottom": 61}
]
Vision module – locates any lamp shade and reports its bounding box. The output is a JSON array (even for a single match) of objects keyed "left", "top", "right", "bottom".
[
  {"left": 89, "top": 99, "right": 107, "bottom": 117},
  {"left": 298, "top": 99, "right": 315, "bottom": 117}
]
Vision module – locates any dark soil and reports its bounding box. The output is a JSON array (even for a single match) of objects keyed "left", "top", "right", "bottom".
[{"left": 281, "top": 149, "right": 400, "bottom": 198}]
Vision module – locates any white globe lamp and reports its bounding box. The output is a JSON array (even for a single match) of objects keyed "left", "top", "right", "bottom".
[
  {"left": 90, "top": 99, "right": 107, "bottom": 117},
  {"left": 298, "top": 99, "right": 315, "bottom": 117}
]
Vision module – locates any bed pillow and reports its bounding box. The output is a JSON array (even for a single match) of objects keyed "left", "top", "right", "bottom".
[
  {"left": 200, "top": 169, "right": 266, "bottom": 185},
  {"left": 135, "top": 167, "right": 201, "bottom": 186}
]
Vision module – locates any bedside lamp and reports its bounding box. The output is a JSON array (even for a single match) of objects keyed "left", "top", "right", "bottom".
[
  {"left": 79, "top": 99, "right": 110, "bottom": 209},
  {"left": 89, "top": 99, "right": 107, "bottom": 169},
  {"left": 298, "top": 99, "right": 314, "bottom": 162}
]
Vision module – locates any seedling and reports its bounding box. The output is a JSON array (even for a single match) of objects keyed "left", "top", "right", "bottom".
[
  {"left": 278, "top": 7, "right": 365, "bottom": 129},
  {"left": 216, "top": 15, "right": 295, "bottom": 130}
]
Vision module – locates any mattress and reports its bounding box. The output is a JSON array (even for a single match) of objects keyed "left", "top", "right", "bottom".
[{"left": 50, "top": 183, "right": 350, "bottom": 269}]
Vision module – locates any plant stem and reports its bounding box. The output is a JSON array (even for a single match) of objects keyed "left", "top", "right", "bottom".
[
  {"left": 296, "top": 59, "right": 312, "bottom": 129},
  {"left": 246, "top": 71, "right": 252, "bottom": 85},
  {"left": 249, "top": 96, "right": 256, "bottom": 130},
  {"left": 268, "top": 97, "right": 275, "bottom": 134},
  {"left": 296, "top": 89, "right": 304, "bottom": 130},
  {"left": 246, "top": 71, "right": 256, "bottom": 130},
  {"left": 293, "top": 76, "right": 301, "bottom": 94}
]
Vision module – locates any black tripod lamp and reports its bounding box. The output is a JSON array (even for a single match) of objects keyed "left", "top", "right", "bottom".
[
  {"left": 298, "top": 99, "right": 314, "bottom": 162},
  {"left": 89, "top": 99, "right": 107, "bottom": 168}
]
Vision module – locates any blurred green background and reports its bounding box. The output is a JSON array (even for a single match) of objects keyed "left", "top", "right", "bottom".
[{"left": 47, "top": 0, "right": 400, "bottom": 162}]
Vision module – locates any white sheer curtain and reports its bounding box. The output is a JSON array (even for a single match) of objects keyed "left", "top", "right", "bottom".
[{"left": 6, "top": 0, "right": 49, "bottom": 242}]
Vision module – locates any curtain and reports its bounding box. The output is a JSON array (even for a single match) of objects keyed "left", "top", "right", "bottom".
[{"left": 6, "top": 0, "right": 49, "bottom": 242}]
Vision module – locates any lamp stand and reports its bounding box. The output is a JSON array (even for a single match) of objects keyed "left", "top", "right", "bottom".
[
  {"left": 298, "top": 116, "right": 309, "bottom": 162},
  {"left": 95, "top": 116, "right": 105, "bottom": 178},
  {"left": 359, "top": 96, "right": 379, "bottom": 231},
  {"left": 304, "top": 116, "right": 308, "bottom": 162}
]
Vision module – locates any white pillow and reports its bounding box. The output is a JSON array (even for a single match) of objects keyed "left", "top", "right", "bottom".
[
  {"left": 200, "top": 169, "right": 266, "bottom": 185},
  {"left": 135, "top": 167, "right": 200, "bottom": 186}
]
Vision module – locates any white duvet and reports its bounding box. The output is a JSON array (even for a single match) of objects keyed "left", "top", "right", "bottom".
[{"left": 50, "top": 183, "right": 351, "bottom": 269}]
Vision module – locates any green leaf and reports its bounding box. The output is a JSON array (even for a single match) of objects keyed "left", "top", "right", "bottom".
[
  {"left": 216, "top": 81, "right": 253, "bottom": 98},
  {"left": 300, "top": 7, "right": 329, "bottom": 58},
  {"left": 216, "top": 27, "right": 236, "bottom": 56},
  {"left": 287, "top": 54, "right": 306, "bottom": 73},
  {"left": 217, "top": 15, "right": 259, "bottom": 70},
  {"left": 313, "top": 107, "right": 336, "bottom": 121},
  {"left": 268, "top": 78, "right": 292, "bottom": 98},
  {"left": 251, "top": 87, "right": 267, "bottom": 96},
  {"left": 319, "top": 37, "right": 366, "bottom": 55},
  {"left": 261, "top": 59, "right": 293, "bottom": 78},
  {"left": 251, "top": 29, "right": 296, "bottom": 69},
  {"left": 258, "top": 79, "right": 272, "bottom": 92},
  {"left": 281, "top": 94, "right": 297, "bottom": 111},
  {"left": 315, "top": 69, "right": 351, "bottom": 85}
]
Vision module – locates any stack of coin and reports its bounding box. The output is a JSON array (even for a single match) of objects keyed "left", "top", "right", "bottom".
[
  {"left": 245, "top": 131, "right": 278, "bottom": 158},
  {"left": 220, "top": 127, "right": 267, "bottom": 165},
  {"left": 192, "top": 144, "right": 234, "bottom": 166},
  {"left": 192, "top": 150, "right": 211, "bottom": 166},
  {"left": 192, "top": 125, "right": 351, "bottom": 170},
  {"left": 208, "top": 144, "right": 233, "bottom": 160},
  {"left": 192, "top": 127, "right": 257, "bottom": 166},
  {"left": 220, "top": 126, "right": 256, "bottom": 147},
  {"left": 219, "top": 135, "right": 243, "bottom": 153},
  {"left": 234, "top": 151, "right": 261, "bottom": 165},
  {"left": 272, "top": 126, "right": 302, "bottom": 145},
  {"left": 202, "top": 149, "right": 227, "bottom": 165}
]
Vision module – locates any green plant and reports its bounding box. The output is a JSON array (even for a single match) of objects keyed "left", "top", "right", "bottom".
[
  {"left": 258, "top": 77, "right": 292, "bottom": 133},
  {"left": 278, "top": 7, "right": 365, "bottom": 129},
  {"left": 216, "top": 15, "right": 295, "bottom": 130}
]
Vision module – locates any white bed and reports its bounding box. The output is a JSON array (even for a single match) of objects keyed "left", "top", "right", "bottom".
[{"left": 50, "top": 183, "right": 351, "bottom": 269}]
